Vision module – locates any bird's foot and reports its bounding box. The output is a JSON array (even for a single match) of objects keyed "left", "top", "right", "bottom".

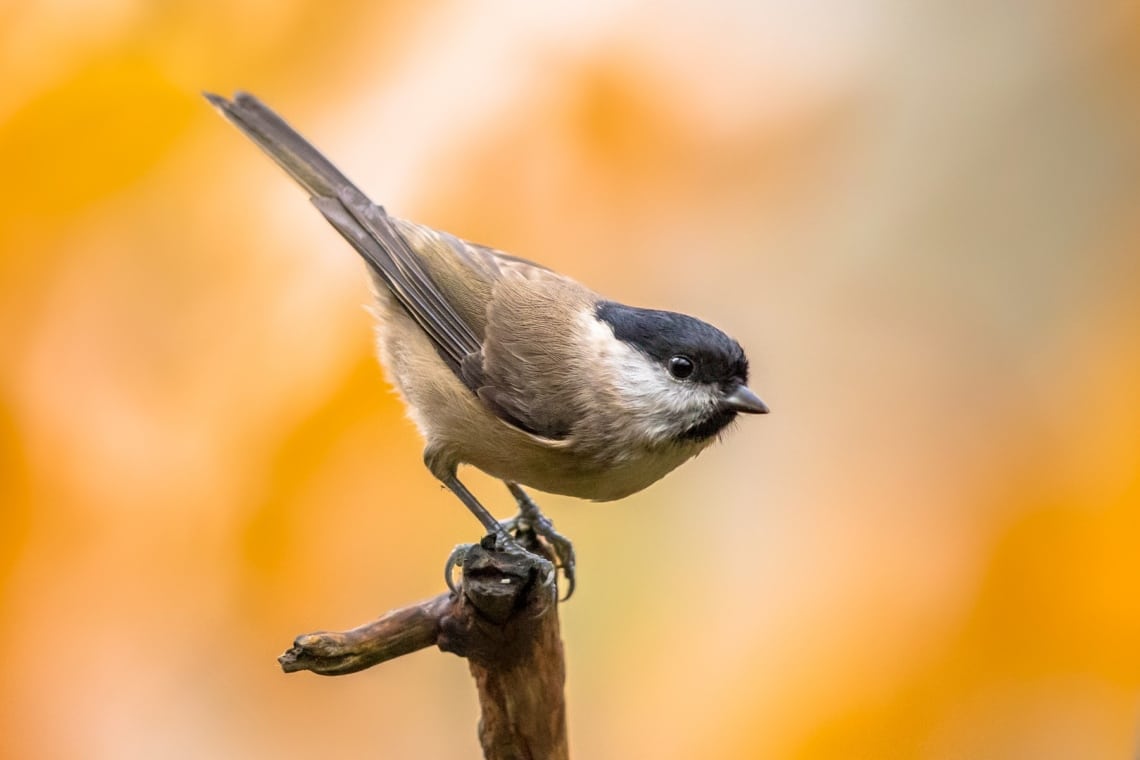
[
  {"left": 444, "top": 533, "right": 557, "bottom": 601},
  {"left": 501, "top": 504, "right": 576, "bottom": 601},
  {"left": 445, "top": 541, "right": 478, "bottom": 595}
]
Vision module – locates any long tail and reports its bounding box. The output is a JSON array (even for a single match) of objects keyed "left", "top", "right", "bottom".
[
  {"left": 205, "top": 92, "right": 356, "bottom": 200},
  {"left": 205, "top": 92, "right": 480, "bottom": 371}
]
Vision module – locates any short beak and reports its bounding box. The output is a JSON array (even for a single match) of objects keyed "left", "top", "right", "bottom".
[{"left": 722, "top": 384, "right": 769, "bottom": 414}]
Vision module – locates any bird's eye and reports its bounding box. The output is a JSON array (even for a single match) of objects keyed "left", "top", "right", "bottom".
[{"left": 668, "top": 355, "right": 695, "bottom": 379}]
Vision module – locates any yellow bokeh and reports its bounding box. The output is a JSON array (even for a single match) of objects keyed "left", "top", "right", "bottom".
[{"left": 3, "top": 2, "right": 1139, "bottom": 758}]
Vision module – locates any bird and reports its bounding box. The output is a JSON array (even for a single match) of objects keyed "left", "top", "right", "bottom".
[{"left": 206, "top": 92, "right": 768, "bottom": 599}]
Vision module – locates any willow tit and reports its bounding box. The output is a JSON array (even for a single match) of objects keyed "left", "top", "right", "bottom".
[{"left": 206, "top": 92, "right": 768, "bottom": 597}]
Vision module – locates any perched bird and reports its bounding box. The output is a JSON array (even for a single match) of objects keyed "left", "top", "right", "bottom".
[{"left": 206, "top": 92, "right": 768, "bottom": 598}]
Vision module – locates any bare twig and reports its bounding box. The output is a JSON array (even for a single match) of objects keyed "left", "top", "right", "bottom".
[
  {"left": 279, "top": 593, "right": 451, "bottom": 676},
  {"left": 279, "top": 536, "right": 568, "bottom": 759}
]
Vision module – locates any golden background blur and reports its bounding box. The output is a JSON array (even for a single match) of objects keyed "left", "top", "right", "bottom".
[{"left": 3, "top": 2, "right": 1139, "bottom": 758}]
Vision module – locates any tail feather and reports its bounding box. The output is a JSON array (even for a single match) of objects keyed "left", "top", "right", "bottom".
[
  {"left": 205, "top": 92, "right": 482, "bottom": 374},
  {"left": 204, "top": 91, "right": 356, "bottom": 200}
]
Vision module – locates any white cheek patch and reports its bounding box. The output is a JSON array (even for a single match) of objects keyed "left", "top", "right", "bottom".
[{"left": 578, "top": 312, "right": 719, "bottom": 446}]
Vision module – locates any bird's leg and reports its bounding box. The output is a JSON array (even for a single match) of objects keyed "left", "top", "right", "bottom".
[
  {"left": 502, "top": 483, "right": 576, "bottom": 600},
  {"left": 443, "top": 474, "right": 510, "bottom": 540},
  {"left": 441, "top": 475, "right": 554, "bottom": 595}
]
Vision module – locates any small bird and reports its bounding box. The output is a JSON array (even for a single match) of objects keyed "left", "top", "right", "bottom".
[{"left": 206, "top": 92, "right": 768, "bottom": 598}]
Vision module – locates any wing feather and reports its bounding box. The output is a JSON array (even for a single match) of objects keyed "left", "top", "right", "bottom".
[
  {"left": 208, "top": 91, "right": 596, "bottom": 440},
  {"left": 207, "top": 92, "right": 480, "bottom": 374}
]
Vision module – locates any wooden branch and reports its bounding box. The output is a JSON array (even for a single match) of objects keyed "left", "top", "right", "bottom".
[
  {"left": 278, "top": 593, "right": 451, "bottom": 676},
  {"left": 279, "top": 536, "right": 568, "bottom": 760}
]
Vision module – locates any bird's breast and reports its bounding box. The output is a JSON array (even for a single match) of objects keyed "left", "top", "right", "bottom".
[{"left": 457, "top": 425, "right": 708, "bottom": 501}]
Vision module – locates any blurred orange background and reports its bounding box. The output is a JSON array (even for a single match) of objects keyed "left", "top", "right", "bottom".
[{"left": 3, "top": 2, "right": 1140, "bottom": 758}]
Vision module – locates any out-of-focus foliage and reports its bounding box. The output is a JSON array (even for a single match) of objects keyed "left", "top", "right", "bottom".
[{"left": 2, "top": 2, "right": 1139, "bottom": 758}]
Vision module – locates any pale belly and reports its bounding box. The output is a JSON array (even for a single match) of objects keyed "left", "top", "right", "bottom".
[{"left": 458, "top": 427, "right": 707, "bottom": 502}]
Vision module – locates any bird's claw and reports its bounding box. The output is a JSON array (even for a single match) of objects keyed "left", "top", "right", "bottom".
[
  {"left": 445, "top": 542, "right": 477, "bottom": 595},
  {"left": 448, "top": 483, "right": 574, "bottom": 601},
  {"left": 444, "top": 537, "right": 558, "bottom": 604},
  {"left": 503, "top": 511, "right": 576, "bottom": 601}
]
